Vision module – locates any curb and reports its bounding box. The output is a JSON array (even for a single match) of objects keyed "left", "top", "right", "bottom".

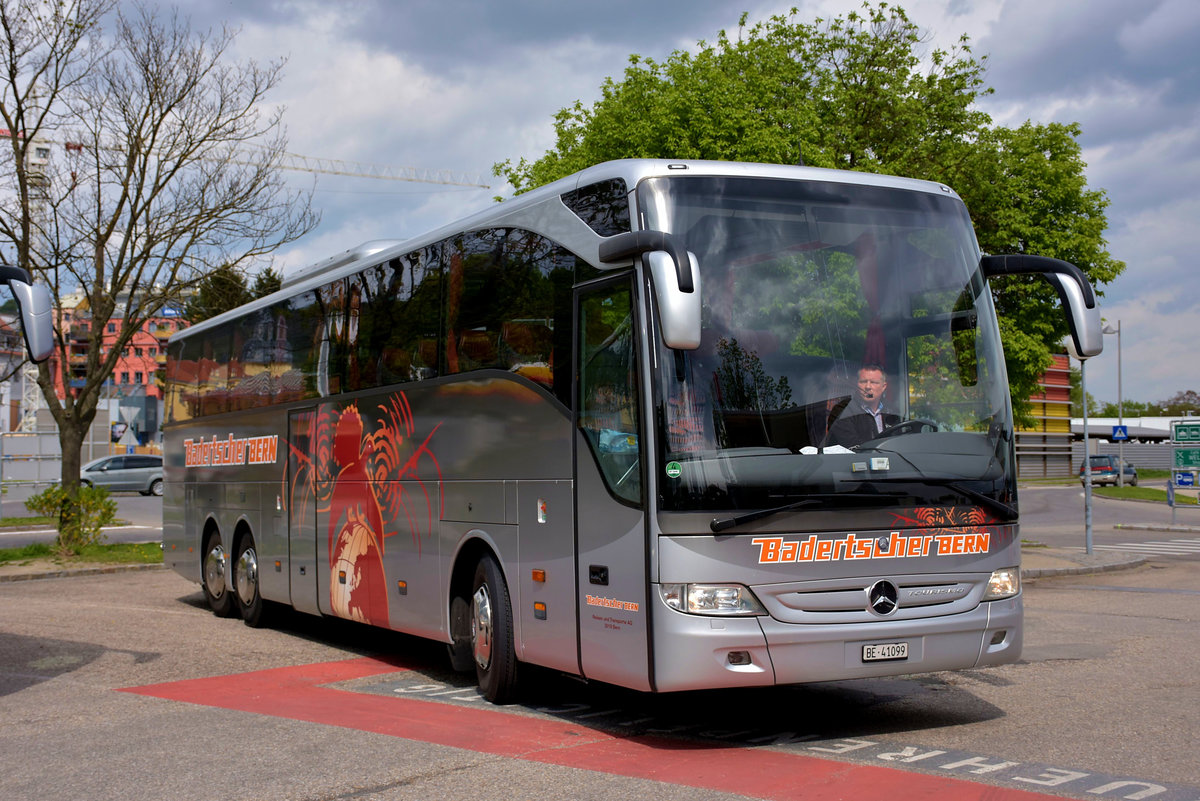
[
  {"left": 1114, "top": 523, "right": 1200, "bottom": 533},
  {"left": 1021, "top": 555, "right": 1147, "bottom": 579},
  {"left": 0, "top": 562, "right": 165, "bottom": 583}
]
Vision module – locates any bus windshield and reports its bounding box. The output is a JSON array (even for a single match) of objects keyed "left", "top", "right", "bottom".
[{"left": 639, "top": 175, "right": 1014, "bottom": 519}]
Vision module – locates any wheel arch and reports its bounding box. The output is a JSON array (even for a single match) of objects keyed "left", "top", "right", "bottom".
[
  {"left": 448, "top": 534, "right": 503, "bottom": 614},
  {"left": 232, "top": 515, "right": 256, "bottom": 552},
  {"left": 201, "top": 517, "right": 223, "bottom": 568}
]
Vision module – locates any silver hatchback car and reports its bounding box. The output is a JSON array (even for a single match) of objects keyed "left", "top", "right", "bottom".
[{"left": 80, "top": 454, "right": 164, "bottom": 496}]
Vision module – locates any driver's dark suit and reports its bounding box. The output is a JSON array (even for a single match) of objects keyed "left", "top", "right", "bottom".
[{"left": 825, "top": 406, "right": 901, "bottom": 448}]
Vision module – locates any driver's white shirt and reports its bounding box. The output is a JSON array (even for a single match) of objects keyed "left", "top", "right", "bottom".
[{"left": 858, "top": 401, "right": 885, "bottom": 433}]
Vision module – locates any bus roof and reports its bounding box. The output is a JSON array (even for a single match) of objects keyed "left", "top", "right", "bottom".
[{"left": 171, "top": 159, "right": 959, "bottom": 343}]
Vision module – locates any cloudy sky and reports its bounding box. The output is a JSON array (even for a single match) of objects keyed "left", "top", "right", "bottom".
[{"left": 175, "top": 0, "right": 1199, "bottom": 408}]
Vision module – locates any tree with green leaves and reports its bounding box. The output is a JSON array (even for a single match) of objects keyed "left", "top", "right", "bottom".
[
  {"left": 251, "top": 265, "right": 282, "bottom": 299},
  {"left": 1158, "top": 390, "right": 1200, "bottom": 417},
  {"left": 184, "top": 265, "right": 251, "bottom": 324},
  {"left": 495, "top": 3, "right": 1123, "bottom": 424},
  {"left": 1, "top": 0, "right": 317, "bottom": 548},
  {"left": 185, "top": 265, "right": 282, "bottom": 324},
  {"left": 1097, "top": 400, "right": 1152, "bottom": 418},
  {"left": 1069, "top": 366, "right": 1098, "bottom": 418}
]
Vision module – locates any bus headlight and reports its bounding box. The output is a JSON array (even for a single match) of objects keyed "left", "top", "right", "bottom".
[
  {"left": 983, "top": 567, "right": 1020, "bottom": 600},
  {"left": 660, "top": 583, "right": 766, "bottom": 616}
]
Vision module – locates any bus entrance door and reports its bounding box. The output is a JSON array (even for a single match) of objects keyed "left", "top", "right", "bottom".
[
  {"left": 287, "top": 408, "right": 320, "bottom": 616},
  {"left": 574, "top": 277, "right": 652, "bottom": 691}
]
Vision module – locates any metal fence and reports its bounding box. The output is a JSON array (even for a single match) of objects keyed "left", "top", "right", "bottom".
[
  {"left": 1070, "top": 441, "right": 1179, "bottom": 471},
  {"left": 0, "top": 409, "right": 114, "bottom": 488}
]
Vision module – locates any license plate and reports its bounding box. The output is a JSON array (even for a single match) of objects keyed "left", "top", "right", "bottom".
[{"left": 862, "top": 641, "right": 908, "bottom": 662}]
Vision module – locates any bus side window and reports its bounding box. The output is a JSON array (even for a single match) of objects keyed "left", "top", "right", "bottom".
[{"left": 578, "top": 278, "right": 642, "bottom": 506}]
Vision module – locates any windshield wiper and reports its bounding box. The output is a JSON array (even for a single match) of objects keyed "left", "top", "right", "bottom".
[
  {"left": 848, "top": 475, "right": 1017, "bottom": 521},
  {"left": 710, "top": 499, "right": 821, "bottom": 533}
]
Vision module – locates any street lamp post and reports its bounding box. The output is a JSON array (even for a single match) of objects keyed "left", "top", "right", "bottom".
[
  {"left": 1069, "top": 338, "right": 1096, "bottom": 554},
  {"left": 1102, "top": 321, "right": 1123, "bottom": 487},
  {"left": 1081, "top": 360, "right": 1094, "bottom": 554}
]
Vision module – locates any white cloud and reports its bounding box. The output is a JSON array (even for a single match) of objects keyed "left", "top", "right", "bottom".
[
  {"left": 205, "top": 0, "right": 1194, "bottom": 406},
  {"left": 1117, "top": 0, "right": 1200, "bottom": 65}
]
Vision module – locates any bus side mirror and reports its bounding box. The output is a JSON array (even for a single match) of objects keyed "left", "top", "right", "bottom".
[
  {"left": 981, "top": 254, "right": 1103, "bottom": 359},
  {"left": 645, "top": 250, "right": 701, "bottom": 350},
  {"left": 0, "top": 265, "right": 54, "bottom": 362},
  {"left": 598, "top": 230, "right": 701, "bottom": 350}
]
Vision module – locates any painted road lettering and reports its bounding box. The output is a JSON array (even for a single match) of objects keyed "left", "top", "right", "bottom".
[
  {"left": 371, "top": 678, "right": 1200, "bottom": 800},
  {"left": 125, "top": 663, "right": 1200, "bottom": 801}
]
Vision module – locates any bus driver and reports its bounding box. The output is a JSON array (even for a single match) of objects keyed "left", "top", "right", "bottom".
[{"left": 825, "top": 364, "right": 900, "bottom": 448}]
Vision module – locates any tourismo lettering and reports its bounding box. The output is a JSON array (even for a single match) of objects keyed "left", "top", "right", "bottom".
[
  {"left": 751, "top": 531, "right": 991, "bottom": 564},
  {"left": 183, "top": 434, "right": 279, "bottom": 468}
]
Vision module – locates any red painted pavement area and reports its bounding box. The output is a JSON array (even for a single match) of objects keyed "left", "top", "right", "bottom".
[{"left": 122, "top": 657, "right": 1059, "bottom": 801}]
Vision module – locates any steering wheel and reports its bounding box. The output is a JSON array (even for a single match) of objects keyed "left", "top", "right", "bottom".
[{"left": 875, "top": 418, "right": 939, "bottom": 438}]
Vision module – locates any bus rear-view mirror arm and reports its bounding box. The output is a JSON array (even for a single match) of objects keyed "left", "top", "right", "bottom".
[
  {"left": 599, "top": 230, "right": 701, "bottom": 350},
  {"left": 0, "top": 264, "right": 54, "bottom": 363},
  {"left": 980, "top": 254, "right": 1103, "bottom": 359}
]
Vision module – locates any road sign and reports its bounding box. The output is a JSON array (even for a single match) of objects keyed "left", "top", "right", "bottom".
[
  {"left": 1111, "top": 425, "right": 1128, "bottom": 441},
  {"left": 1175, "top": 472, "right": 1196, "bottom": 487},
  {"left": 1172, "top": 421, "right": 1200, "bottom": 443},
  {"left": 1174, "top": 448, "right": 1200, "bottom": 469}
]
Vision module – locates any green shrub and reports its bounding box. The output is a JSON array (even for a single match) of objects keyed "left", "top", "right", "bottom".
[{"left": 25, "top": 484, "right": 118, "bottom": 554}]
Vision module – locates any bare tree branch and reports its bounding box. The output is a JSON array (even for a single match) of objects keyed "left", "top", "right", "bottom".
[{"left": 0, "top": 0, "right": 318, "bottom": 503}]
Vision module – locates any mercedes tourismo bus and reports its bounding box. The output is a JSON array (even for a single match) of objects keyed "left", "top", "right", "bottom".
[{"left": 162, "top": 159, "right": 1102, "bottom": 702}]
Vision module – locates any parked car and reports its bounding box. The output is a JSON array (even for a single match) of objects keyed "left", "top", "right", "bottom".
[
  {"left": 80, "top": 454, "right": 164, "bottom": 495},
  {"left": 1078, "top": 454, "right": 1138, "bottom": 487}
]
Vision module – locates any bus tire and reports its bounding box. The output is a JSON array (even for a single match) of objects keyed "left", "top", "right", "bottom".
[
  {"left": 471, "top": 555, "right": 519, "bottom": 703},
  {"left": 233, "top": 532, "right": 271, "bottom": 628},
  {"left": 202, "top": 531, "right": 236, "bottom": 618}
]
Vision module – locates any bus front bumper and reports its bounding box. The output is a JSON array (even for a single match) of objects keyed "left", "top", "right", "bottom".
[{"left": 651, "top": 593, "right": 1021, "bottom": 693}]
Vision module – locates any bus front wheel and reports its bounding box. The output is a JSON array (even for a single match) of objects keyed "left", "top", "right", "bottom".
[
  {"left": 471, "top": 555, "right": 519, "bottom": 703},
  {"left": 202, "top": 532, "right": 236, "bottom": 618}
]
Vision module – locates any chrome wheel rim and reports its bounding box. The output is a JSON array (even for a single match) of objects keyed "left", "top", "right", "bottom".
[
  {"left": 235, "top": 546, "right": 258, "bottom": 606},
  {"left": 471, "top": 584, "right": 493, "bottom": 670},
  {"left": 204, "top": 541, "right": 226, "bottom": 600}
]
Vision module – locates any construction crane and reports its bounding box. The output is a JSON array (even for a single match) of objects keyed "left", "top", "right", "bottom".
[{"left": 271, "top": 150, "right": 490, "bottom": 189}]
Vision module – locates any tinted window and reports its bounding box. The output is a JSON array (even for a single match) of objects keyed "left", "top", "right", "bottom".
[
  {"left": 562, "top": 179, "right": 631, "bottom": 237},
  {"left": 229, "top": 307, "right": 276, "bottom": 409},
  {"left": 168, "top": 228, "right": 597, "bottom": 419},
  {"left": 335, "top": 249, "right": 443, "bottom": 392},
  {"left": 127, "top": 455, "right": 161, "bottom": 468},
  {"left": 198, "top": 324, "right": 231, "bottom": 416},
  {"left": 165, "top": 339, "right": 196, "bottom": 424},
  {"left": 444, "top": 228, "right": 584, "bottom": 406},
  {"left": 578, "top": 278, "right": 642, "bottom": 506},
  {"left": 273, "top": 290, "right": 324, "bottom": 402}
]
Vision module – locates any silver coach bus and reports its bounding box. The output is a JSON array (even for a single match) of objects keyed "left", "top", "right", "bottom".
[{"left": 162, "top": 160, "right": 1102, "bottom": 703}]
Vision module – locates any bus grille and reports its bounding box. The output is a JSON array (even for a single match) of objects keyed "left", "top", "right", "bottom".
[{"left": 754, "top": 574, "right": 986, "bottom": 625}]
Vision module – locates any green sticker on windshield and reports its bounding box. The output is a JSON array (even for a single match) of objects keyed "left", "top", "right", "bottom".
[{"left": 665, "top": 461, "right": 682, "bottom": 479}]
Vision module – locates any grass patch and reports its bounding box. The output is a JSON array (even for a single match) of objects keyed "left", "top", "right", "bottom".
[
  {"left": 0, "top": 516, "right": 56, "bottom": 527},
  {"left": 0, "top": 542, "right": 54, "bottom": 564},
  {"left": 1093, "top": 485, "right": 1198, "bottom": 505},
  {"left": 0, "top": 541, "right": 162, "bottom": 566},
  {"left": 1138, "top": 469, "right": 1172, "bottom": 480}
]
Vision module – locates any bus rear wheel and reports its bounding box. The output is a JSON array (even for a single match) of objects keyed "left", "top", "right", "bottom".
[
  {"left": 234, "top": 533, "right": 271, "bottom": 628},
  {"left": 202, "top": 532, "right": 235, "bottom": 618},
  {"left": 471, "top": 555, "right": 519, "bottom": 703}
]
